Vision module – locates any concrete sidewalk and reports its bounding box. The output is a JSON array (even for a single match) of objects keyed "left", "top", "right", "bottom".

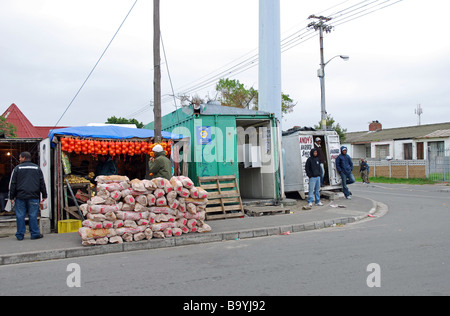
[{"left": 0, "top": 195, "right": 383, "bottom": 266}]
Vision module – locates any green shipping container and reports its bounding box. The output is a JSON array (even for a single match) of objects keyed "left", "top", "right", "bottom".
[{"left": 145, "top": 103, "right": 281, "bottom": 200}]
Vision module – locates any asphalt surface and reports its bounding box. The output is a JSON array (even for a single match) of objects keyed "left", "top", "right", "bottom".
[{"left": 0, "top": 192, "right": 381, "bottom": 266}]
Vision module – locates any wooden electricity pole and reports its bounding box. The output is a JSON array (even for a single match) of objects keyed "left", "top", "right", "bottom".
[
  {"left": 308, "top": 15, "right": 333, "bottom": 131},
  {"left": 153, "top": 0, "right": 162, "bottom": 142}
]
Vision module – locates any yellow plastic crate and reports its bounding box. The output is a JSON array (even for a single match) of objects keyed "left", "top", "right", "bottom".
[{"left": 58, "top": 219, "right": 82, "bottom": 234}]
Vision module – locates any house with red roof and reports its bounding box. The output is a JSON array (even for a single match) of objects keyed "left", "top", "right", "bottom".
[{"left": 1, "top": 103, "right": 66, "bottom": 139}]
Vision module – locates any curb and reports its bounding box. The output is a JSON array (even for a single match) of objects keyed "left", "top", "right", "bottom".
[{"left": 0, "top": 199, "right": 385, "bottom": 266}]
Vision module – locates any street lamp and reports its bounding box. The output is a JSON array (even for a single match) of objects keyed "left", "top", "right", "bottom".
[{"left": 318, "top": 55, "right": 349, "bottom": 130}]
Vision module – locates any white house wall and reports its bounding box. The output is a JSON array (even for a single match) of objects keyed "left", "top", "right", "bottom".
[
  {"left": 371, "top": 141, "right": 394, "bottom": 159},
  {"left": 346, "top": 138, "right": 450, "bottom": 161},
  {"left": 415, "top": 137, "right": 450, "bottom": 160},
  {"left": 393, "top": 140, "right": 413, "bottom": 160}
]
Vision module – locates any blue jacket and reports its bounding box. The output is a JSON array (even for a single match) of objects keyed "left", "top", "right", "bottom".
[{"left": 336, "top": 146, "right": 353, "bottom": 175}]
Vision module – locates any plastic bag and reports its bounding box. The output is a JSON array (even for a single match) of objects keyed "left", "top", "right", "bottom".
[
  {"left": 78, "top": 227, "right": 116, "bottom": 240},
  {"left": 87, "top": 213, "right": 106, "bottom": 222},
  {"left": 133, "top": 232, "right": 146, "bottom": 242},
  {"left": 109, "top": 236, "right": 123, "bottom": 244},
  {"left": 147, "top": 193, "right": 156, "bottom": 206},
  {"left": 197, "top": 187, "right": 208, "bottom": 199},
  {"left": 95, "top": 175, "right": 129, "bottom": 184},
  {"left": 135, "top": 195, "right": 148, "bottom": 206},
  {"left": 156, "top": 196, "right": 167, "bottom": 206},
  {"left": 186, "top": 203, "right": 197, "bottom": 214},
  {"left": 89, "top": 204, "right": 121, "bottom": 214},
  {"left": 144, "top": 228, "right": 153, "bottom": 240},
  {"left": 198, "top": 223, "right": 212, "bottom": 233},
  {"left": 178, "top": 176, "right": 194, "bottom": 189},
  {"left": 170, "top": 177, "right": 183, "bottom": 193},
  {"left": 189, "top": 187, "right": 199, "bottom": 198},
  {"left": 39, "top": 199, "right": 48, "bottom": 210},
  {"left": 178, "top": 188, "right": 190, "bottom": 198},
  {"left": 82, "top": 220, "right": 103, "bottom": 229},
  {"left": 154, "top": 188, "right": 165, "bottom": 198},
  {"left": 130, "top": 179, "right": 146, "bottom": 192}
]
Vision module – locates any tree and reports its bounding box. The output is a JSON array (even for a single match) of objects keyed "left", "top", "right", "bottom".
[
  {"left": 177, "top": 78, "right": 297, "bottom": 115},
  {"left": 215, "top": 78, "right": 297, "bottom": 115},
  {"left": 0, "top": 116, "right": 17, "bottom": 138},
  {"left": 106, "top": 116, "right": 144, "bottom": 128},
  {"left": 314, "top": 114, "right": 347, "bottom": 141},
  {"left": 215, "top": 78, "right": 258, "bottom": 109}
]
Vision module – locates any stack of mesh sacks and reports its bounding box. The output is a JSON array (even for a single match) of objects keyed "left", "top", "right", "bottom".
[{"left": 78, "top": 175, "right": 211, "bottom": 246}]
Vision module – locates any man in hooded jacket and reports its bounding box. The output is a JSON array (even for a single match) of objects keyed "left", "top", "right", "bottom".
[
  {"left": 335, "top": 146, "right": 355, "bottom": 199},
  {"left": 305, "top": 148, "right": 323, "bottom": 207}
]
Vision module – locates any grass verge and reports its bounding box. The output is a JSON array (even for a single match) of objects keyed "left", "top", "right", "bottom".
[{"left": 355, "top": 176, "right": 438, "bottom": 185}]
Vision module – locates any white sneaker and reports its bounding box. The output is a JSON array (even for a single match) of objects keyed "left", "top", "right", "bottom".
[
  {"left": 316, "top": 202, "right": 323, "bottom": 206},
  {"left": 308, "top": 202, "right": 313, "bottom": 207},
  {"left": 346, "top": 196, "right": 352, "bottom": 200}
]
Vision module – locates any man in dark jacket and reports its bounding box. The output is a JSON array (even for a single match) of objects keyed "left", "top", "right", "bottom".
[
  {"left": 314, "top": 137, "right": 326, "bottom": 186},
  {"left": 335, "top": 146, "right": 355, "bottom": 199},
  {"left": 9, "top": 152, "right": 47, "bottom": 240},
  {"left": 359, "top": 158, "right": 370, "bottom": 184},
  {"left": 148, "top": 144, "right": 172, "bottom": 180},
  {"left": 305, "top": 148, "right": 323, "bottom": 207},
  {"left": 95, "top": 155, "right": 118, "bottom": 177}
]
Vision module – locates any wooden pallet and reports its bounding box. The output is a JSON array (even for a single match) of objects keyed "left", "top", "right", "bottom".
[
  {"left": 244, "top": 206, "right": 291, "bottom": 217},
  {"left": 198, "top": 175, "right": 245, "bottom": 220}
]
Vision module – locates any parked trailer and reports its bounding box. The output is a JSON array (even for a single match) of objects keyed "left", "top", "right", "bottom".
[{"left": 282, "top": 128, "right": 342, "bottom": 199}]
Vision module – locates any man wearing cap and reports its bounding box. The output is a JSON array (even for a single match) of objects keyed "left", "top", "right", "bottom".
[
  {"left": 314, "top": 137, "right": 326, "bottom": 186},
  {"left": 148, "top": 144, "right": 172, "bottom": 180}
]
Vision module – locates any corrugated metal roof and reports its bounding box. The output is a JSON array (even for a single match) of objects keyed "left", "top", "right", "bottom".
[
  {"left": 420, "top": 129, "right": 450, "bottom": 139},
  {"left": 200, "top": 103, "right": 272, "bottom": 116},
  {"left": 345, "top": 122, "right": 450, "bottom": 143}
]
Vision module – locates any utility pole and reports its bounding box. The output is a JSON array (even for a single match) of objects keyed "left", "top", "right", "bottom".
[
  {"left": 153, "top": 0, "right": 162, "bottom": 142},
  {"left": 308, "top": 15, "right": 333, "bottom": 131}
]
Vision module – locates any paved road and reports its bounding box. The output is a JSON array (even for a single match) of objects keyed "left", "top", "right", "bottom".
[{"left": 0, "top": 182, "right": 449, "bottom": 297}]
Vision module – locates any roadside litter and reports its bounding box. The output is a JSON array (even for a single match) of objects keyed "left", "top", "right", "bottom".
[{"left": 330, "top": 204, "right": 347, "bottom": 208}]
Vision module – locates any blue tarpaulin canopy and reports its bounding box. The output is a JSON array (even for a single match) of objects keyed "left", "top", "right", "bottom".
[{"left": 48, "top": 125, "right": 183, "bottom": 147}]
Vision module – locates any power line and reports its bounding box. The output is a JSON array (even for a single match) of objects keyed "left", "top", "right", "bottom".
[
  {"left": 332, "top": 0, "right": 403, "bottom": 27},
  {"left": 126, "top": 0, "right": 403, "bottom": 118},
  {"left": 53, "top": 0, "right": 139, "bottom": 127},
  {"left": 175, "top": 1, "right": 396, "bottom": 95},
  {"left": 161, "top": 33, "right": 178, "bottom": 109}
]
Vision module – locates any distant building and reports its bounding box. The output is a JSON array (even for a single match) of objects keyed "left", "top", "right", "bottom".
[
  {"left": 1, "top": 103, "right": 66, "bottom": 139},
  {"left": 343, "top": 121, "right": 450, "bottom": 160}
]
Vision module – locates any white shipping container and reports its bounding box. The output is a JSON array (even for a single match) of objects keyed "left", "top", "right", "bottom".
[{"left": 282, "top": 128, "right": 342, "bottom": 199}]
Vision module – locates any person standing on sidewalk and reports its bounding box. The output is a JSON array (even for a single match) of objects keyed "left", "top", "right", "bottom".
[
  {"left": 305, "top": 148, "right": 323, "bottom": 207},
  {"left": 359, "top": 158, "right": 370, "bottom": 184},
  {"left": 314, "top": 137, "right": 326, "bottom": 186},
  {"left": 9, "top": 152, "right": 47, "bottom": 240},
  {"left": 336, "top": 146, "right": 355, "bottom": 199}
]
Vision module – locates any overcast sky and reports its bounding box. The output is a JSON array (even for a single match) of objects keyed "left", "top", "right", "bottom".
[{"left": 1, "top": 0, "right": 449, "bottom": 132}]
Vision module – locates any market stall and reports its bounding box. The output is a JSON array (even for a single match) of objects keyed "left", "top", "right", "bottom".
[{"left": 47, "top": 125, "right": 184, "bottom": 231}]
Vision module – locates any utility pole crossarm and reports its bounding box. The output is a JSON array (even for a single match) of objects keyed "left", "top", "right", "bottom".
[{"left": 307, "top": 15, "right": 333, "bottom": 33}]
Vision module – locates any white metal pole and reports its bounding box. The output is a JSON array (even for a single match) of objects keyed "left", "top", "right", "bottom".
[
  {"left": 259, "top": 0, "right": 284, "bottom": 200},
  {"left": 258, "top": 0, "right": 282, "bottom": 124}
]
